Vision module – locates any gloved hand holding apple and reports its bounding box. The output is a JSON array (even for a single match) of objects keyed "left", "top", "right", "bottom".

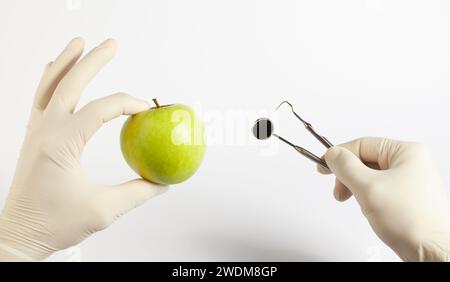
[
  {"left": 0, "top": 38, "right": 208, "bottom": 261},
  {"left": 121, "top": 99, "right": 206, "bottom": 185}
]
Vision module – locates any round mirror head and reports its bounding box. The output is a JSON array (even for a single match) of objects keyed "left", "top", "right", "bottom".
[{"left": 252, "top": 118, "right": 273, "bottom": 140}]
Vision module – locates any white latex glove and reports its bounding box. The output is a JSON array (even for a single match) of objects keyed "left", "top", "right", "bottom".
[
  {"left": 318, "top": 137, "right": 450, "bottom": 261},
  {"left": 0, "top": 38, "right": 167, "bottom": 261}
]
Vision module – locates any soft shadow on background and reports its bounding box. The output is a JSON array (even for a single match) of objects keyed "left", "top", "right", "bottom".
[{"left": 192, "top": 234, "right": 321, "bottom": 261}]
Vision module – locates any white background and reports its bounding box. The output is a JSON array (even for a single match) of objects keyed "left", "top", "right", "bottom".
[{"left": 0, "top": 0, "right": 449, "bottom": 261}]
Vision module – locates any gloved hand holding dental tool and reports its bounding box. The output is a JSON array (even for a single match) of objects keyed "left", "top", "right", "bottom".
[{"left": 253, "top": 102, "right": 450, "bottom": 262}]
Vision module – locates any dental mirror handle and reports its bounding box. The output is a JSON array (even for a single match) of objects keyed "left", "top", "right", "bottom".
[
  {"left": 304, "top": 123, "right": 333, "bottom": 149},
  {"left": 294, "top": 146, "right": 329, "bottom": 169},
  {"left": 273, "top": 134, "right": 329, "bottom": 169}
]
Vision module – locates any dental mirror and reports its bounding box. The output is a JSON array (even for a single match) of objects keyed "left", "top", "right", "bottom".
[
  {"left": 252, "top": 118, "right": 273, "bottom": 140},
  {"left": 252, "top": 101, "right": 332, "bottom": 169}
]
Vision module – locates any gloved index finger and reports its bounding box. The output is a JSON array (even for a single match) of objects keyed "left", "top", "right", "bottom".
[
  {"left": 48, "top": 38, "right": 117, "bottom": 114},
  {"left": 338, "top": 137, "right": 402, "bottom": 170},
  {"left": 34, "top": 37, "right": 85, "bottom": 112},
  {"left": 72, "top": 93, "right": 149, "bottom": 144}
]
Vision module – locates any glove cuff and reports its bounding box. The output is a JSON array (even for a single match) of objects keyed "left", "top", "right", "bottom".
[{"left": 0, "top": 242, "right": 35, "bottom": 262}]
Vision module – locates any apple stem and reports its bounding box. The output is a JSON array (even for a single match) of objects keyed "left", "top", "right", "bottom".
[{"left": 153, "top": 98, "right": 161, "bottom": 108}]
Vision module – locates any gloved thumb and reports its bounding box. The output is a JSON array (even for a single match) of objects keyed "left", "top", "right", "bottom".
[
  {"left": 324, "top": 146, "right": 376, "bottom": 196},
  {"left": 103, "top": 180, "right": 168, "bottom": 221}
]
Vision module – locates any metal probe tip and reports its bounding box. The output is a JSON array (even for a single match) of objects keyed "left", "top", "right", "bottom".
[{"left": 275, "top": 100, "right": 294, "bottom": 111}]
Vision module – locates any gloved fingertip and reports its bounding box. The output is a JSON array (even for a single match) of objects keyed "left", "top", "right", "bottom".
[
  {"left": 324, "top": 146, "right": 343, "bottom": 165},
  {"left": 334, "top": 187, "right": 346, "bottom": 202},
  {"left": 138, "top": 180, "right": 169, "bottom": 197},
  {"left": 65, "top": 37, "right": 85, "bottom": 51},
  {"left": 155, "top": 185, "right": 169, "bottom": 196},
  {"left": 317, "top": 163, "right": 331, "bottom": 175},
  {"left": 333, "top": 187, "right": 342, "bottom": 201},
  {"left": 143, "top": 99, "right": 151, "bottom": 107},
  {"left": 137, "top": 100, "right": 151, "bottom": 111},
  {"left": 97, "top": 38, "right": 116, "bottom": 49},
  {"left": 73, "top": 37, "right": 85, "bottom": 46},
  {"left": 122, "top": 95, "right": 151, "bottom": 114}
]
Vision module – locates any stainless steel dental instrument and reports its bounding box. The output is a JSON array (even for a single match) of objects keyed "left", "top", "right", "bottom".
[{"left": 252, "top": 101, "right": 333, "bottom": 169}]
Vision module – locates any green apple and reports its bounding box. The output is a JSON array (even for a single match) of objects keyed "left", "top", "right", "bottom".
[{"left": 120, "top": 99, "right": 206, "bottom": 185}]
